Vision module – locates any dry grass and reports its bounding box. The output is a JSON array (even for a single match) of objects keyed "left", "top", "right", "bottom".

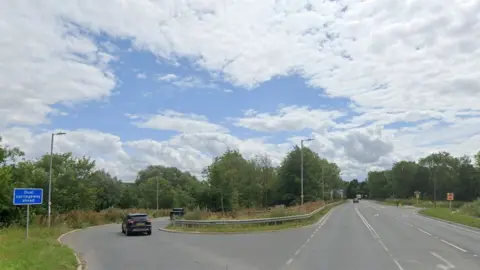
[
  {"left": 30, "top": 208, "right": 170, "bottom": 229},
  {"left": 183, "top": 201, "right": 325, "bottom": 220}
]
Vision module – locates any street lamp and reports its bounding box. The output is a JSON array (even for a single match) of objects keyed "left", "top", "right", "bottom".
[
  {"left": 156, "top": 176, "right": 159, "bottom": 213},
  {"left": 48, "top": 132, "right": 66, "bottom": 228},
  {"left": 300, "top": 138, "right": 314, "bottom": 205}
]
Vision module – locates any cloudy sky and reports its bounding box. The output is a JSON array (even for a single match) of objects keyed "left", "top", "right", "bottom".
[{"left": 2, "top": 0, "right": 480, "bottom": 181}]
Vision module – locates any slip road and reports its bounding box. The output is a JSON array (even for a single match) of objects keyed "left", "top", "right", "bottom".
[{"left": 62, "top": 202, "right": 480, "bottom": 270}]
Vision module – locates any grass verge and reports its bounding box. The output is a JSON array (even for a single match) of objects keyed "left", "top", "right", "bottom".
[
  {"left": 419, "top": 207, "right": 480, "bottom": 229},
  {"left": 166, "top": 202, "right": 344, "bottom": 233},
  {"left": 0, "top": 208, "right": 169, "bottom": 270},
  {"left": 0, "top": 226, "right": 77, "bottom": 270}
]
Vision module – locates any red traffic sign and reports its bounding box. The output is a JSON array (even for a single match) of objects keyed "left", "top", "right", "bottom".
[{"left": 447, "top": 193, "right": 454, "bottom": 201}]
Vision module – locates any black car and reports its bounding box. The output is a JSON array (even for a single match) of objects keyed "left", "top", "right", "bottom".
[
  {"left": 353, "top": 198, "right": 359, "bottom": 203},
  {"left": 122, "top": 213, "right": 152, "bottom": 236}
]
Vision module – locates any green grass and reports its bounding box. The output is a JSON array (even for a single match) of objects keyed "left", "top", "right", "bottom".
[
  {"left": 379, "top": 199, "right": 466, "bottom": 209},
  {"left": 0, "top": 226, "right": 78, "bottom": 270},
  {"left": 167, "top": 202, "right": 343, "bottom": 233},
  {"left": 0, "top": 208, "right": 169, "bottom": 270},
  {"left": 420, "top": 207, "right": 480, "bottom": 229}
]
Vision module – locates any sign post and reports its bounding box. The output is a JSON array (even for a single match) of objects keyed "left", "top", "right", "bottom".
[
  {"left": 13, "top": 188, "right": 43, "bottom": 240},
  {"left": 414, "top": 191, "right": 421, "bottom": 205},
  {"left": 447, "top": 192, "right": 454, "bottom": 209}
]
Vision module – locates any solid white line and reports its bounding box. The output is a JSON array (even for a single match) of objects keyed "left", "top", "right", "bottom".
[
  {"left": 286, "top": 258, "right": 293, "bottom": 265},
  {"left": 415, "top": 213, "right": 480, "bottom": 235},
  {"left": 441, "top": 239, "right": 467, "bottom": 252},
  {"left": 393, "top": 259, "right": 405, "bottom": 270},
  {"left": 379, "top": 239, "right": 389, "bottom": 252},
  {"left": 355, "top": 207, "right": 380, "bottom": 238},
  {"left": 403, "top": 222, "right": 413, "bottom": 227},
  {"left": 417, "top": 228, "right": 432, "bottom": 236}
]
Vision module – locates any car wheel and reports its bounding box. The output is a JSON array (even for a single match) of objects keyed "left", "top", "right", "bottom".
[
  {"left": 121, "top": 226, "right": 125, "bottom": 234},
  {"left": 147, "top": 230, "right": 152, "bottom": 235},
  {"left": 125, "top": 230, "right": 130, "bottom": 236}
]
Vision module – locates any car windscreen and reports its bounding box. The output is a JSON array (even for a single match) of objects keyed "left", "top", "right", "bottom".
[{"left": 130, "top": 215, "right": 148, "bottom": 221}]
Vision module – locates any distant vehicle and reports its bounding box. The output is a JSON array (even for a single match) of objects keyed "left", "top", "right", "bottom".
[
  {"left": 121, "top": 213, "right": 152, "bottom": 236},
  {"left": 353, "top": 198, "right": 359, "bottom": 203},
  {"left": 356, "top": 194, "right": 362, "bottom": 199},
  {"left": 170, "top": 208, "right": 185, "bottom": 220}
]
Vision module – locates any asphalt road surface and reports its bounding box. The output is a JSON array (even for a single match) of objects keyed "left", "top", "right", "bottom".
[{"left": 62, "top": 201, "right": 480, "bottom": 270}]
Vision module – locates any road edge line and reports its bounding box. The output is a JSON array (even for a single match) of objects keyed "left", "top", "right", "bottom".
[
  {"left": 57, "top": 229, "right": 84, "bottom": 270},
  {"left": 416, "top": 211, "right": 480, "bottom": 234}
]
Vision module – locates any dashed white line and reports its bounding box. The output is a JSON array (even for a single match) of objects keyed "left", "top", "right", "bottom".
[
  {"left": 418, "top": 228, "right": 433, "bottom": 236},
  {"left": 403, "top": 222, "right": 414, "bottom": 227},
  {"left": 441, "top": 239, "right": 467, "bottom": 252},
  {"left": 284, "top": 206, "right": 336, "bottom": 266}
]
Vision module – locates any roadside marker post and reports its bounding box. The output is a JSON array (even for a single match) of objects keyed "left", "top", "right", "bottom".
[
  {"left": 414, "top": 191, "right": 421, "bottom": 205},
  {"left": 447, "top": 192, "right": 454, "bottom": 209},
  {"left": 13, "top": 188, "right": 44, "bottom": 240}
]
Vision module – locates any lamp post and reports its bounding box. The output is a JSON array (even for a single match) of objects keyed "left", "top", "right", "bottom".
[
  {"left": 48, "top": 132, "right": 66, "bottom": 228},
  {"left": 300, "top": 138, "right": 314, "bottom": 205}
]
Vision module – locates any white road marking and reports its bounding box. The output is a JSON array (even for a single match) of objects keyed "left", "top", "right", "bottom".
[
  {"left": 430, "top": 251, "right": 456, "bottom": 269},
  {"left": 393, "top": 259, "right": 405, "bottom": 270},
  {"left": 355, "top": 207, "right": 405, "bottom": 270},
  {"left": 418, "top": 228, "right": 433, "bottom": 236},
  {"left": 355, "top": 207, "right": 380, "bottom": 238},
  {"left": 440, "top": 240, "right": 467, "bottom": 252},
  {"left": 404, "top": 222, "right": 414, "bottom": 227},
  {"left": 379, "top": 239, "right": 389, "bottom": 252},
  {"left": 284, "top": 206, "right": 336, "bottom": 266},
  {"left": 415, "top": 213, "right": 480, "bottom": 236},
  {"left": 473, "top": 254, "right": 478, "bottom": 257}
]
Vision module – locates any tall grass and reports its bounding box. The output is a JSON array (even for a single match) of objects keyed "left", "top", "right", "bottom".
[
  {"left": 459, "top": 200, "right": 480, "bottom": 217},
  {"left": 182, "top": 201, "right": 326, "bottom": 220}
]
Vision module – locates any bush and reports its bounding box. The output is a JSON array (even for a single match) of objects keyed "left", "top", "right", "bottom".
[{"left": 460, "top": 200, "right": 480, "bottom": 217}]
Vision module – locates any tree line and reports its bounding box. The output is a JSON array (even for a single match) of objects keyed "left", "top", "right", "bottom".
[
  {"left": 344, "top": 151, "right": 480, "bottom": 202},
  {"left": 0, "top": 137, "right": 343, "bottom": 225}
]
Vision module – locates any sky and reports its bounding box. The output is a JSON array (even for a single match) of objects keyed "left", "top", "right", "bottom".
[{"left": 1, "top": 0, "right": 480, "bottom": 182}]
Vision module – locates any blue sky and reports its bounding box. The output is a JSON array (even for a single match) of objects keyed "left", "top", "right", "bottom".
[{"left": 2, "top": 0, "right": 480, "bottom": 181}]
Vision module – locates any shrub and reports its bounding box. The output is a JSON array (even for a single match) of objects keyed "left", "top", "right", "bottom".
[{"left": 460, "top": 200, "right": 480, "bottom": 217}]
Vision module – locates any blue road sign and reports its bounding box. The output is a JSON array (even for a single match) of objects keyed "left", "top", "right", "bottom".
[{"left": 13, "top": 188, "right": 43, "bottom": 205}]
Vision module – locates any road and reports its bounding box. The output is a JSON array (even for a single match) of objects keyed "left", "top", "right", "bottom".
[{"left": 62, "top": 201, "right": 480, "bottom": 270}]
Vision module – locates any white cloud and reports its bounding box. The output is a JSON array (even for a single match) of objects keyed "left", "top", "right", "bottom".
[
  {"left": 156, "top": 73, "right": 217, "bottom": 89},
  {"left": 136, "top": 73, "right": 147, "bottom": 79},
  {"left": 130, "top": 110, "right": 229, "bottom": 133},
  {"left": 2, "top": 0, "right": 480, "bottom": 181},
  {"left": 0, "top": 1, "right": 116, "bottom": 128},
  {"left": 232, "top": 106, "right": 345, "bottom": 132},
  {"left": 156, "top": 73, "right": 177, "bottom": 81}
]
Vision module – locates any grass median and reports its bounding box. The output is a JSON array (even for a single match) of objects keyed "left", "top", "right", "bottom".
[
  {"left": 420, "top": 207, "right": 480, "bottom": 229},
  {"left": 166, "top": 202, "right": 344, "bottom": 233},
  {"left": 0, "top": 208, "right": 169, "bottom": 270}
]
